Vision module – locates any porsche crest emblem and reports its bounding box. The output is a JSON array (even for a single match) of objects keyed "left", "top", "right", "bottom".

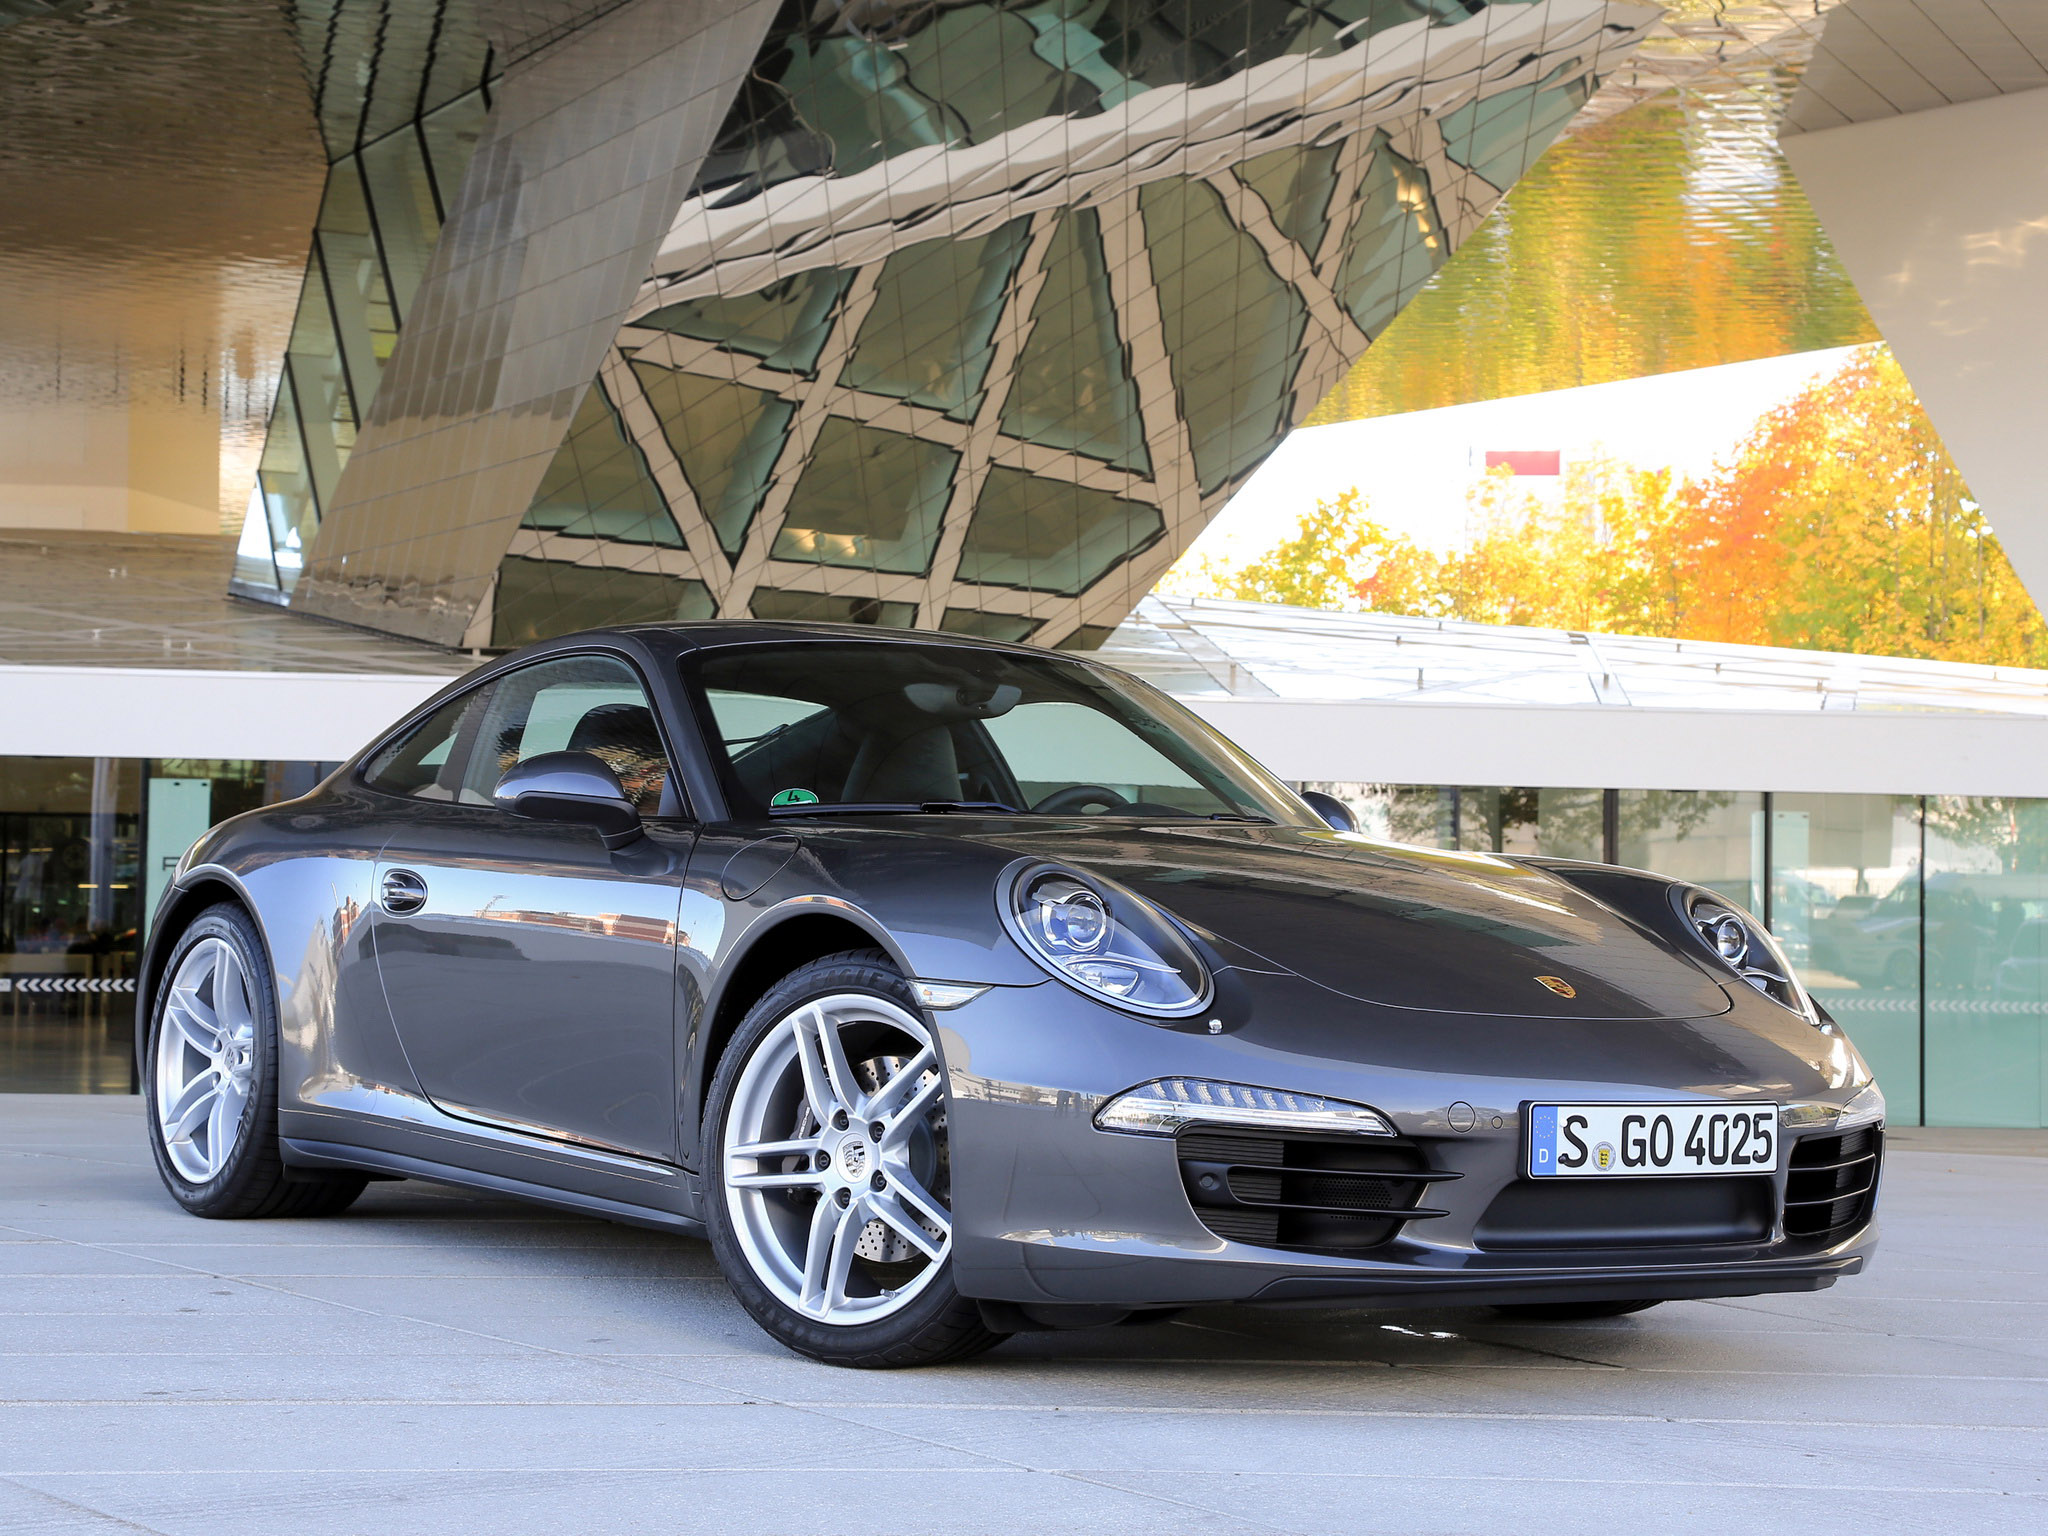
[{"left": 1535, "top": 975, "right": 1577, "bottom": 998}]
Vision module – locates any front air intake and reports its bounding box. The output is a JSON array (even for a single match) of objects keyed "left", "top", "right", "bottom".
[
  {"left": 1784, "top": 1124, "right": 1882, "bottom": 1242},
  {"left": 1176, "top": 1129, "right": 1453, "bottom": 1254}
]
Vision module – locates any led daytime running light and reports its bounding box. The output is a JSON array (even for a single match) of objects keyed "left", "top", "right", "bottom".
[{"left": 1096, "top": 1077, "right": 1394, "bottom": 1137}]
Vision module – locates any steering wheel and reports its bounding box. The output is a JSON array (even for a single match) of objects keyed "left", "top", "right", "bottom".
[{"left": 1032, "top": 784, "right": 1131, "bottom": 815}]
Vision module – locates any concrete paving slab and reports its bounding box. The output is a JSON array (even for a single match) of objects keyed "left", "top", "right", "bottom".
[{"left": 1, "top": 1094, "right": 2043, "bottom": 1534}]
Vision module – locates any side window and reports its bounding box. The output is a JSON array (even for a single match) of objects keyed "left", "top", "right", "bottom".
[
  {"left": 460, "top": 654, "right": 675, "bottom": 816},
  {"left": 361, "top": 688, "right": 484, "bottom": 801}
]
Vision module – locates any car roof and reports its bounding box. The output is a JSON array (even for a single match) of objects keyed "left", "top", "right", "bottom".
[{"left": 546, "top": 620, "right": 1064, "bottom": 661}]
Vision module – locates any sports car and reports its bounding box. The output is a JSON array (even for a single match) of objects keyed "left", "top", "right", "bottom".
[{"left": 138, "top": 622, "right": 1883, "bottom": 1367}]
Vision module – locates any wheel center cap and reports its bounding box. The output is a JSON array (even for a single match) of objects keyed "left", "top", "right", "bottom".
[{"left": 836, "top": 1138, "right": 870, "bottom": 1181}]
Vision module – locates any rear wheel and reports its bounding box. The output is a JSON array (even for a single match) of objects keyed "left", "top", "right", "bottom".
[
  {"left": 1492, "top": 1298, "right": 1662, "bottom": 1321},
  {"left": 144, "top": 903, "right": 367, "bottom": 1219},
  {"left": 703, "top": 951, "right": 1004, "bottom": 1368}
]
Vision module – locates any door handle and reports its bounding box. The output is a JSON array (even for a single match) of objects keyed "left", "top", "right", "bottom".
[{"left": 380, "top": 868, "right": 428, "bottom": 916}]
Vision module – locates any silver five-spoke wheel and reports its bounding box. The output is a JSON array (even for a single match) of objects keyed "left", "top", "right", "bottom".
[
  {"left": 153, "top": 935, "right": 257, "bottom": 1184},
  {"left": 722, "top": 990, "right": 951, "bottom": 1326}
]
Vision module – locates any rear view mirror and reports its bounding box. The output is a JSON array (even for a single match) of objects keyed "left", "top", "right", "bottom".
[
  {"left": 494, "top": 751, "right": 644, "bottom": 848},
  {"left": 1300, "top": 790, "right": 1356, "bottom": 834}
]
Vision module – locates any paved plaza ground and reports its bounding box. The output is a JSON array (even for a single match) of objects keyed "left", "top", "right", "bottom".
[{"left": 1, "top": 1095, "right": 2042, "bottom": 1534}]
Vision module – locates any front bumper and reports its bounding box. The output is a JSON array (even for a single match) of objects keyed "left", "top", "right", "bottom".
[{"left": 933, "top": 970, "right": 1881, "bottom": 1309}]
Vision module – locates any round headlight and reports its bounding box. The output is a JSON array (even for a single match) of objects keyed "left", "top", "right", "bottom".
[
  {"left": 1705, "top": 911, "right": 1749, "bottom": 965},
  {"left": 1685, "top": 893, "right": 1816, "bottom": 1023},
  {"left": 1005, "top": 864, "right": 1211, "bottom": 1017},
  {"left": 1032, "top": 878, "right": 1109, "bottom": 954}
]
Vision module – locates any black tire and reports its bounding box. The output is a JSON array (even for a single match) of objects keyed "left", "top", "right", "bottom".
[
  {"left": 144, "top": 903, "right": 368, "bottom": 1220},
  {"left": 1491, "top": 1298, "right": 1662, "bottom": 1321},
  {"left": 701, "top": 949, "right": 1005, "bottom": 1369}
]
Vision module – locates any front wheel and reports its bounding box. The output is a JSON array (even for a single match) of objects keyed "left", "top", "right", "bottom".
[
  {"left": 144, "top": 903, "right": 367, "bottom": 1220},
  {"left": 702, "top": 951, "right": 1004, "bottom": 1368}
]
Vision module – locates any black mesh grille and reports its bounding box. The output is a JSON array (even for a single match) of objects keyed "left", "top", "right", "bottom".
[
  {"left": 1784, "top": 1125, "right": 1882, "bottom": 1242},
  {"left": 1176, "top": 1128, "right": 1445, "bottom": 1255}
]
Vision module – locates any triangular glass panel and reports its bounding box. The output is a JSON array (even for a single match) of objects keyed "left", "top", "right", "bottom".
[
  {"left": 1000, "top": 208, "right": 1150, "bottom": 473},
  {"left": 631, "top": 362, "right": 797, "bottom": 557},
  {"left": 521, "top": 379, "right": 683, "bottom": 548}
]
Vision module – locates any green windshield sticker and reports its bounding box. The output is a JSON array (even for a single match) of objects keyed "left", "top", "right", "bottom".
[{"left": 770, "top": 787, "right": 820, "bottom": 807}]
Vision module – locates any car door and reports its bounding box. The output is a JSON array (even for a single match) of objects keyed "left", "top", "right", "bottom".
[{"left": 370, "top": 651, "right": 693, "bottom": 1162}]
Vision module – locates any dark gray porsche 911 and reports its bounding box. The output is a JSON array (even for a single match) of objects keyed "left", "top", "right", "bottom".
[{"left": 138, "top": 622, "right": 1883, "bottom": 1366}]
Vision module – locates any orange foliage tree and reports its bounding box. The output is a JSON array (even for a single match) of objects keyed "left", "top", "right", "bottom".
[{"left": 1184, "top": 348, "right": 2048, "bottom": 668}]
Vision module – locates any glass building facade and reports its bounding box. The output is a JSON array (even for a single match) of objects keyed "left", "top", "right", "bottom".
[
  {"left": 484, "top": 0, "right": 1628, "bottom": 649},
  {"left": 208, "top": 0, "right": 1658, "bottom": 649},
  {"left": 1, "top": 757, "right": 339, "bottom": 1093},
  {"left": 1313, "top": 783, "right": 2048, "bottom": 1128},
  {"left": 232, "top": 0, "right": 496, "bottom": 602}
]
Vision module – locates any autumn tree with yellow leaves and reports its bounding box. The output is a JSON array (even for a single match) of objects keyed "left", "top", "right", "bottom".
[{"left": 1175, "top": 348, "right": 2048, "bottom": 669}]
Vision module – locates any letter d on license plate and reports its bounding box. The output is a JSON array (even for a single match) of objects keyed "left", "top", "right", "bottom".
[{"left": 1528, "top": 1103, "right": 1779, "bottom": 1178}]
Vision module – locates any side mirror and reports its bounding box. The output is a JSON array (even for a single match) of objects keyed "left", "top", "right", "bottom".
[
  {"left": 494, "top": 751, "right": 644, "bottom": 848},
  {"left": 1299, "top": 790, "right": 1356, "bottom": 834}
]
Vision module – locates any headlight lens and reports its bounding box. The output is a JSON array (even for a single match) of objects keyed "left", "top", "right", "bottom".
[
  {"left": 1005, "top": 864, "right": 1211, "bottom": 1016},
  {"left": 1684, "top": 891, "right": 1817, "bottom": 1023}
]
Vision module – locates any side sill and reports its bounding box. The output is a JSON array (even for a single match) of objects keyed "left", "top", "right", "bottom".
[{"left": 280, "top": 1137, "right": 708, "bottom": 1238}]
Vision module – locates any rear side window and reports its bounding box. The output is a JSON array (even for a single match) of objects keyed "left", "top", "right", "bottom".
[{"left": 361, "top": 688, "right": 483, "bottom": 801}]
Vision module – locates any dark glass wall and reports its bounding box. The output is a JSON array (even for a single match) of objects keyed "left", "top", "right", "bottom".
[{"left": 2, "top": 758, "right": 337, "bottom": 1094}]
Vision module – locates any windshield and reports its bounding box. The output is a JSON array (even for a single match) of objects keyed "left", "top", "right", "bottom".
[{"left": 686, "top": 641, "right": 1309, "bottom": 824}]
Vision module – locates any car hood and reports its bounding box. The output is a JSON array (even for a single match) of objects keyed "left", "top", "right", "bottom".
[{"left": 969, "top": 822, "right": 1732, "bottom": 1022}]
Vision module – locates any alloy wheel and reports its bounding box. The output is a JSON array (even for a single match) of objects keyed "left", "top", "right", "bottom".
[
  {"left": 153, "top": 936, "right": 258, "bottom": 1184},
  {"left": 722, "top": 991, "right": 951, "bottom": 1326}
]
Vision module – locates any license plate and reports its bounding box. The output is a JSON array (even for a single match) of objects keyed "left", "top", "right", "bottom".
[{"left": 1527, "top": 1103, "right": 1779, "bottom": 1178}]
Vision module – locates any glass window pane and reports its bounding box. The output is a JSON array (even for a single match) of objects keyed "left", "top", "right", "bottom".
[
  {"left": 843, "top": 219, "right": 1031, "bottom": 417},
  {"left": 939, "top": 608, "right": 1038, "bottom": 642},
  {"left": 1298, "top": 783, "right": 1455, "bottom": 846},
  {"left": 1139, "top": 177, "right": 1307, "bottom": 493},
  {"left": 1236, "top": 141, "right": 1341, "bottom": 256},
  {"left": 250, "top": 371, "right": 316, "bottom": 593},
  {"left": 773, "top": 418, "right": 957, "bottom": 575},
  {"left": 283, "top": 256, "right": 356, "bottom": 512},
  {"left": 1, "top": 758, "right": 142, "bottom": 1092},
  {"left": 954, "top": 464, "right": 1163, "bottom": 595},
  {"left": 636, "top": 268, "right": 848, "bottom": 374},
  {"left": 747, "top": 589, "right": 916, "bottom": 627},
  {"left": 1770, "top": 794, "right": 1924, "bottom": 1124},
  {"left": 1436, "top": 63, "right": 1592, "bottom": 193},
  {"left": 521, "top": 381, "right": 681, "bottom": 547},
  {"left": 631, "top": 364, "right": 794, "bottom": 555},
  {"left": 774, "top": 35, "right": 958, "bottom": 180},
  {"left": 1922, "top": 797, "right": 2048, "bottom": 1127},
  {"left": 358, "top": 125, "right": 442, "bottom": 324},
  {"left": 419, "top": 91, "right": 490, "bottom": 220},
  {"left": 315, "top": 160, "right": 399, "bottom": 393},
  {"left": 1334, "top": 136, "right": 1448, "bottom": 339},
  {"left": 1616, "top": 790, "right": 1764, "bottom": 912},
  {"left": 490, "top": 559, "right": 713, "bottom": 650},
  {"left": 1000, "top": 208, "right": 1150, "bottom": 471},
  {"left": 898, "top": 6, "right": 1076, "bottom": 143}
]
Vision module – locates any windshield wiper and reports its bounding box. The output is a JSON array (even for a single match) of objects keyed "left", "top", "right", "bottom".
[{"left": 1204, "top": 812, "right": 1275, "bottom": 823}]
